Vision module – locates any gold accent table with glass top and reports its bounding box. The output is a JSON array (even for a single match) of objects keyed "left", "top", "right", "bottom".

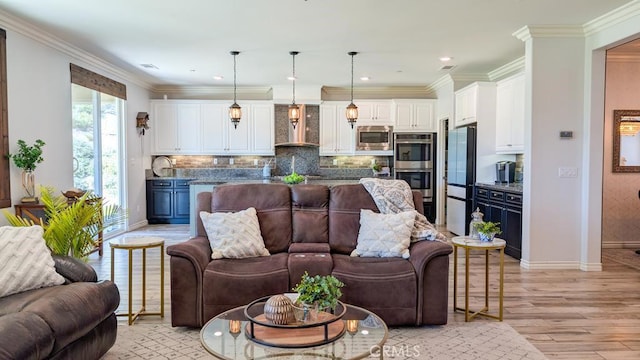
[
  {"left": 109, "top": 236, "right": 165, "bottom": 325},
  {"left": 200, "top": 302, "right": 388, "bottom": 360},
  {"left": 452, "top": 236, "right": 506, "bottom": 322}
]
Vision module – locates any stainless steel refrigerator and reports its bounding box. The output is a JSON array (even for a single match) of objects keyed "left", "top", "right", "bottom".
[{"left": 446, "top": 126, "right": 476, "bottom": 236}]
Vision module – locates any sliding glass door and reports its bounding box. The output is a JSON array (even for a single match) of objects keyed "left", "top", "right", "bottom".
[{"left": 71, "top": 83, "right": 125, "bottom": 234}]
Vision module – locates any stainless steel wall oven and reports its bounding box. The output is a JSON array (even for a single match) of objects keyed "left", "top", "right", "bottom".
[{"left": 393, "top": 133, "right": 436, "bottom": 222}]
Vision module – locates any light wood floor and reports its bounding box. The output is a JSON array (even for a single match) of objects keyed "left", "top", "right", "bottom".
[{"left": 88, "top": 225, "right": 640, "bottom": 360}]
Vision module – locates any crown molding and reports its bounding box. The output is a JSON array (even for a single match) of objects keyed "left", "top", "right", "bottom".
[
  {"left": 583, "top": 0, "right": 640, "bottom": 36},
  {"left": 513, "top": 25, "right": 584, "bottom": 42},
  {"left": 150, "top": 86, "right": 273, "bottom": 100},
  {"left": 321, "top": 86, "right": 433, "bottom": 100},
  {"left": 488, "top": 56, "right": 525, "bottom": 81},
  {"left": 0, "top": 9, "right": 154, "bottom": 90},
  {"left": 426, "top": 74, "right": 454, "bottom": 93}
]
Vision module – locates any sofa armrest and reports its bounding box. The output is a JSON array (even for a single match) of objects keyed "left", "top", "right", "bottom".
[
  {"left": 166, "top": 236, "right": 212, "bottom": 273},
  {"left": 52, "top": 255, "right": 98, "bottom": 283},
  {"left": 408, "top": 240, "right": 453, "bottom": 275}
]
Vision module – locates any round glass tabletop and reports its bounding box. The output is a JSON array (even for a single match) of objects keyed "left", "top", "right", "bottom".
[{"left": 200, "top": 302, "right": 388, "bottom": 360}]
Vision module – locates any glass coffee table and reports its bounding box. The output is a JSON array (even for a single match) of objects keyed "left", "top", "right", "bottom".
[{"left": 201, "top": 302, "right": 388, "bottom": 359}]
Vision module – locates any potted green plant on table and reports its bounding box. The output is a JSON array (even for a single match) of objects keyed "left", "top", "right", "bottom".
[
  {"left": 3, "top": 186, "right": 127, "bottom": 260},
  {"left": 7, "top": 139, "right": 45, "bottom": 203},
  {"left": 473, "top": 221, "right": 502, "bottom": 242},
  {"left": 293, "top": 272, "right": 345, "bottom": 321}
]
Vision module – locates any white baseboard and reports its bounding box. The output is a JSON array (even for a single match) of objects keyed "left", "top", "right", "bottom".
[
  {"left": 602, "top": 241, "right": 640, "bottom": 249},
  {"left": 127, "top": 220, "right": 148, "bottom": 231},
  {"left": 520, "top": 259, "right": 603, "bottom": 271}
]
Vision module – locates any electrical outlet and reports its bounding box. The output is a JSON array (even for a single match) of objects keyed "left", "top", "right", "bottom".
[
  {"left": 213, "top": 158, "right": 218, "bottom": 165},
  {"left": 229, "top": 158, "right": 234, "bottom": 165},
  {"left": 254, "top": 159, "right": 259, "bottom": 166},
  {"left": 333, "top": 159, "right": 338, "bottom": 166},
  {"left": 171, "top": 158, "right": 177, "bottom": 165},
  {"left": 371, "top": 159, "right": 376, "bottom": 165}
]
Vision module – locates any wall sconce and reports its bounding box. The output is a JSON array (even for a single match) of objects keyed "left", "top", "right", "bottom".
[{"left": 136, "top": 112, "right": 150, "bottom": 136}]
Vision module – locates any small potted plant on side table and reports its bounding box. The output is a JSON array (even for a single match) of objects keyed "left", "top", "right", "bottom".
[
  {"left": 473, "top": 221, "right": 502, "bottom": 242},
  {"left": 293, "top": 271, "right": 344, "bottom": 321},
  {"left": 7, "top": 139, "right": 45, "bottom": 203}
]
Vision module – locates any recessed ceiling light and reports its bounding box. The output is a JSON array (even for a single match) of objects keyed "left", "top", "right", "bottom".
[
  {"left": 439, "top": 56, "right": 453, "bottom": 62},
  {"left": 189, "top": 69, "right": 196, "bottom": 72},
  {"left": 287, "top": 76, "right": 297, "bottom": 81},
  {"left": 213, "top": 75, "right": 224, "bottom": 80},
  {"left": 360, "top": 76, "right": 370, "bottom": 81},
  {"left": 140, "top": 63, "right": 159, "bottom": 69}
]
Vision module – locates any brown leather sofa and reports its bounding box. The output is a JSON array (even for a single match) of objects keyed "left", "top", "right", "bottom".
[
  {"left": 0, "top": 255, "right": 119, "bottom": 359},
  {"left": 167, "top": 183, "right": 452, "bottom": 327}
]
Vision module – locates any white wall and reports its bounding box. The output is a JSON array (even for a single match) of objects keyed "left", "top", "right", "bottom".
[{"left": 0, "top": 24, "right": 151, "bottom": 229}]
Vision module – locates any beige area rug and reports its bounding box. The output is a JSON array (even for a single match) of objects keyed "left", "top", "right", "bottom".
[
  {"left": 602, "top": 248, "right": 640, "bottom": 271},
  {"left": 103, "top": 320, "right": 547, "bottom": 360}
]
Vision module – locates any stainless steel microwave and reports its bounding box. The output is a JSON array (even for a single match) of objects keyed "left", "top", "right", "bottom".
[{"left": 356, "top": 125, "right": 393, "bottom": 151}]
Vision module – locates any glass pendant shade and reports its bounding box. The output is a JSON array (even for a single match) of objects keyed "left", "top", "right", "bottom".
[
  {"left": 229, "top": 51, "right": 241, "bottom": 129},
  {"left": 346, "top": 102, "right": 358, "bottom": 128},
  {"left": 229, "top": 102, "right": 242, "bottom": 129},
  {"left": 288, "top": 103, "right": 300, "bottom": 129}
]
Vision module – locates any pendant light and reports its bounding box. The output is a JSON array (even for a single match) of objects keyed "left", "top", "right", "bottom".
[
  {"left": 346, "top": 51, "right": 359, "bottom": 128},
  {"left": 229, "top": 51, "right": 242, "bottom": 129},
  {"left": 288, "top": 51, "right": 301, "bottom": 129}
]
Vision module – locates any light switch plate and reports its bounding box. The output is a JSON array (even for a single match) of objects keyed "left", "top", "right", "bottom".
[
  {"left": 558, "top": 167, "right": 578, "bottom": 178},
  {"left": 229, "top": 158, "right": 234, "bottom": 165}
]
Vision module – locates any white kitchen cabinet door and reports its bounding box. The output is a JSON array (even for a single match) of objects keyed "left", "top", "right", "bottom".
[
  {"left": 226, "top": 108, "right": 251, "bottom": 154},
  {"left": 152, "top": 102, "right": 200, "bottom": 154},
  {"left": 495, "top": 73, "right": 524, "bottom": 154},
  {"left": 320, "top": 103, "right": 354, "bottom": 155},
  {"left": 153, "top": 103, "right": 178, "bottom": 154},
  {"left": 176, "top": 104, "right": 201, "bottom": 153},
  {"left": 393, "top": 100, "right": 436, "bottom": 132},
  {"left": 356, "top": 101, "right": 392, "bottom": 125},
  {"left": 454, "top": 82, "right": 496, "bottom": 128},
  {"left": 250, "top": 103, "right": 275, "bottom": 155},
  {"left": 201, "top": 103, "right": 227, "bottom": 153}
]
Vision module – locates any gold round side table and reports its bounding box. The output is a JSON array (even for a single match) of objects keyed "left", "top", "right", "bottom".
[
  {"left": 110, "top": 236, "right": 165, "bottom": 325},
  {"left": 452, "top": 236, "right": 506, "bottom": 322}
]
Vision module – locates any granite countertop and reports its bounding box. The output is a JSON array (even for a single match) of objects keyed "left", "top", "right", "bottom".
[
  {"left": 189, "top": 178, "right": 361, "bottom": 186},
  {"left": 475, "top": 182, "right": 523, "bottom": 193}
]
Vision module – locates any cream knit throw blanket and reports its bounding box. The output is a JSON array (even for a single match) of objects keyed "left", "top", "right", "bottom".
[{"left": 359, "top": 178, "right": 447, "bottom": 242}]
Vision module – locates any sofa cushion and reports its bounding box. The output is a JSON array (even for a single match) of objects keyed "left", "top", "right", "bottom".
[
  {"left": 202, "top": 253, "right": 290, "bottom": 321},
  {"left": 0, "top": 280, "right": 120, "bottom": 353},
  {"left": 200, "top": 207, "right": 270, "bottom": 259},
  {"left": 211, "top": 184, "right": 292, "bottom": 254},
  {"left": 331, "top": 254, "right": 417, "bottom": 326},
  {"left": 352, "top": 209, "right": 415, "bottom": 259},
  {"left": 328, "top": 185, "right": 379, "bottom": 254},
  {"left": 0, "top": 226, "right": 65, "bottom": 297},
  {"left": 291, "top": 185, "right": 329, "bottom": 244}
]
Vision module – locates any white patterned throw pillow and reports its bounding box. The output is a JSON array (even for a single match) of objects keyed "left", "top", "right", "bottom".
[
  {"left": 0, "top": 225, "right": 65, "bottom": 297},
  {"left": 200, "top": 207, "right": 270, "bottom": 259},
  {"left": 351, "top": 209, "right": 415, "bottom": 259}
]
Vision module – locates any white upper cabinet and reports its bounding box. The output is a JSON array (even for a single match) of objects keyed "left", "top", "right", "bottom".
[
  {"left": 152, "top": 100, "right": 274, "bottom": 155},
  {"left": 249, "top": 103, "right": 275, "bottom": 155},
  {"left": 393, "top": 99, "right": 437, "bottom": 132},
  {"left": 152, "top": 102, "right": 202, "bottom": 154},
  {"left": 454, "top": 82, "right": 496, "bottom": 128},
  {"left": 355, "top": 100, "right": 392, "bottom": 125},
  {"left": 495, "top": 73, "right": 525, "bottom": 154},
  {"left": 320, "top": 102, "right": 354, "bottom": 155}
]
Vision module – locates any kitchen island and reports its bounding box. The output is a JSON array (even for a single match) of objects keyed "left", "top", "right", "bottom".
[{"left": 188, "top": 177, "right": 362, "bottom": 237}]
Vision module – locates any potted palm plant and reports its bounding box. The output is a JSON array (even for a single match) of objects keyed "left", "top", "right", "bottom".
[
  {"left": 7, "top": 139, "right": 45, "bottom": 203},
  {"left": 3, "top": 186, "right": 127, "bottom": 259}
]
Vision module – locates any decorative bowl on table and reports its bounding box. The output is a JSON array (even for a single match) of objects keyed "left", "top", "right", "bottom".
[
  {"left": 282, "top": 172, "right": 304, "bottom": 185},
  {"left": 62, "top": 189, "right": 86, "bottom": 199}
]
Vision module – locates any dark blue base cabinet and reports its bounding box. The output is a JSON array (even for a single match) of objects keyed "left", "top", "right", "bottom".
[
  {"left": 146, "top": 179, "right": 192, "bottom": 224},
  {"left": 474, "top": 186, "right": 522, "bottom": 260}
]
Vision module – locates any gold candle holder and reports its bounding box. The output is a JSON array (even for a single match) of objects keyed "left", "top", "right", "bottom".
[
  {"left": 229, "top": 320, "right": 242, "bottom": 337},
  {"left": 346, "top": 319, "right": 359, "bottom": 335}
]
